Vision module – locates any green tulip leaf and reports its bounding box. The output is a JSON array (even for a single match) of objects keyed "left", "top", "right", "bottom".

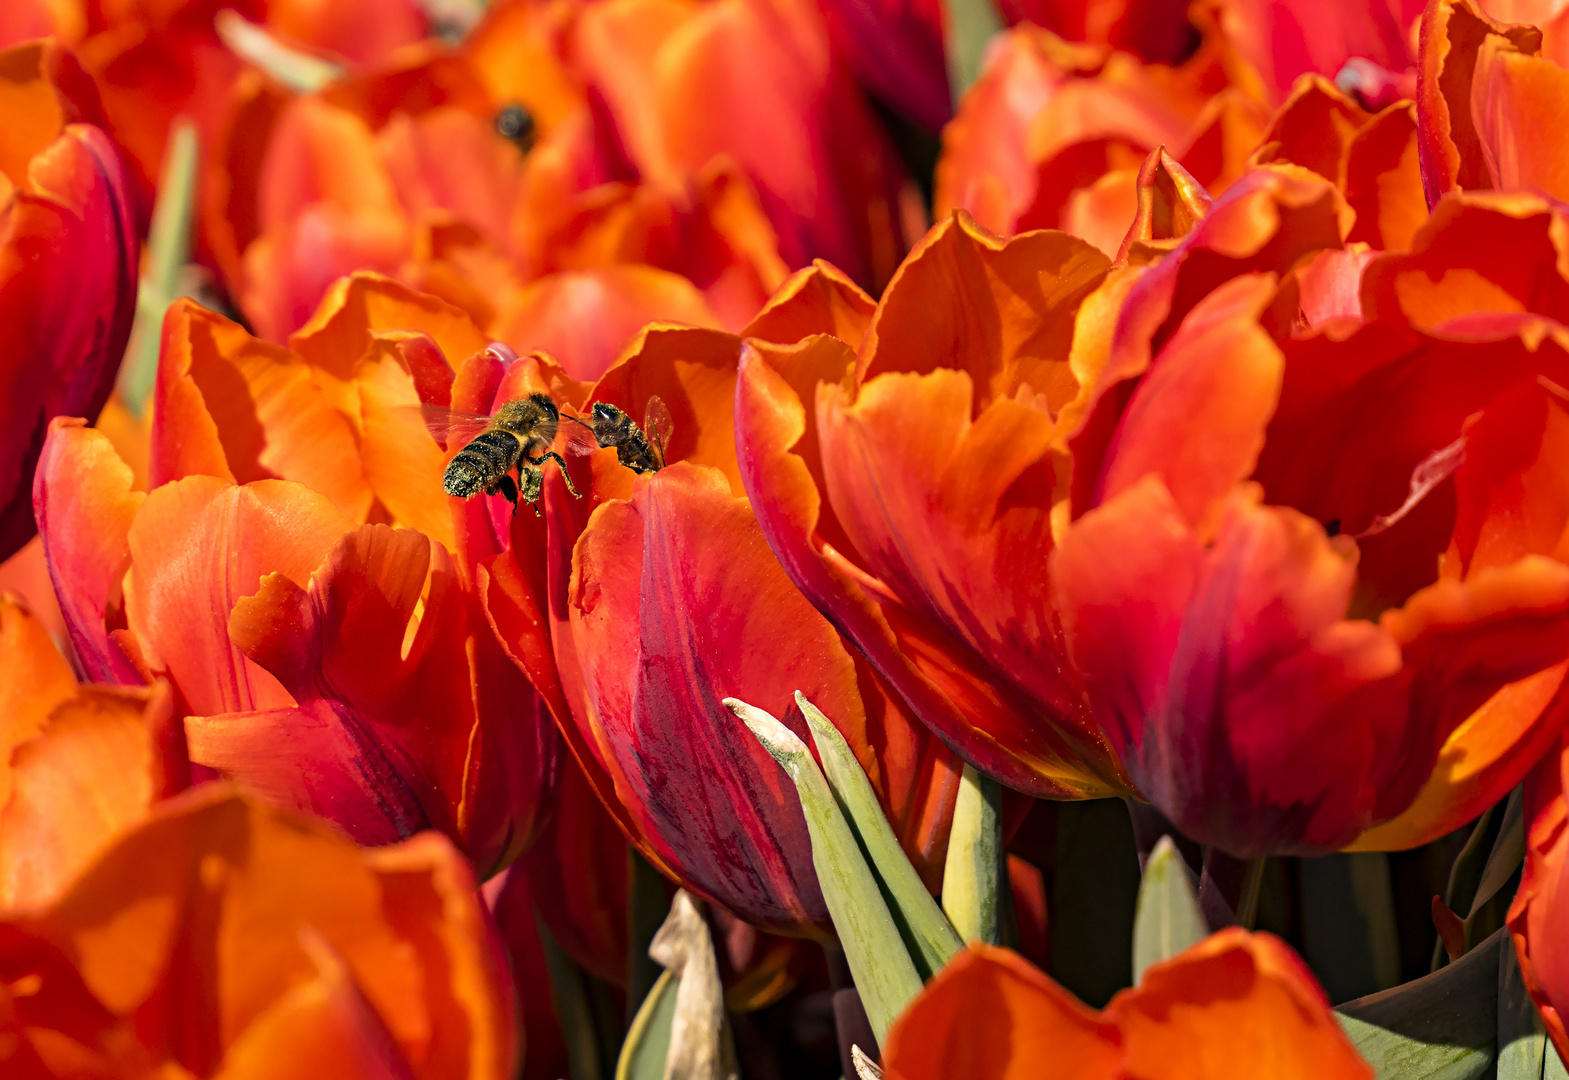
[
  {"left": 1131, "top": 836, "right": 1206, "bottom": 984},
  {"left": 942, "top": 762, "right": 1002, "bottom": 946},
  {"left": 1336, "top": 927, "right": 1505, "bottom": 1080},
  {"left": 617, "top": 969, "right": 679, "bottom": 1080},
  {"left": 796, "top": 692, "right": 961, "bottom": 979},
  {"left": 729, "top": 697, "right": 924, "bottom": 1042}
]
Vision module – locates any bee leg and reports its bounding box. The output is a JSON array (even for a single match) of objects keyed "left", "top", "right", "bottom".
[
  {"left": 519, "top": 463, "right": 545, "bottom": 516},
  {"left": 493, "top": 474, "right": 519, "bottom": 513},
  {"left": 534, "top": 451, "right": 582, "bottom": 498}
]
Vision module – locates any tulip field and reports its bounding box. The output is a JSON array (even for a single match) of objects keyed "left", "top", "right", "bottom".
[{"left": 2, "top": 0, "right": 1569, "bottom": 1076}]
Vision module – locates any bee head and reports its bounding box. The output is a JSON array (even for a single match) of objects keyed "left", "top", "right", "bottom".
[
  {"left": 527, "top": 392, "right": 559, "bottom": 420},
  {"left": 591, "top": 403, "right": 624, "bottom": 424}
]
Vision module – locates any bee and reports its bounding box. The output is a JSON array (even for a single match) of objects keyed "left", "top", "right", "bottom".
[
  {"left": 577, "top": 396, "right": 673, "bottom": 474},
  {"left": 412, "top": 392, "right": 600, "bottom": 515}
]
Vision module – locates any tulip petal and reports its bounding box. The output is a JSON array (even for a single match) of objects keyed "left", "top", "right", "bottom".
[
  {"left": 1508, "top": 735, "right": 1569, "bottom": 1063},
  {"left": 16, "top": 788, "right": 517, "bottom": 1077},
  {"left": 1362, "top": 192, "right": 1569, "bottom": 328},
  {"left": 1472, "top": 30, "right": 1569, "bottom": 202},
  {"left": 490, "top": 266, "right": 722, "bottom": 383},
  {"left": 1054, "top": 478, "right": 1409, "bottom": 855},
  {"left": 880, "top": 944, "right": 1125, "bottom": 1080},
  {"left": 32, "top": 419, "right": 145, "bottom": 685},
  {"left": 0, "top": 113, "right": 137, "bottom": 560},
  {"left": 1110, "top": 929, "right": 1373, "bottom": 1078},
  {"left": 0, "top": 683, "right": 171, "bottom": 910},
  {"left": 1343, "top": 103, "right": 1425, "bottom": 252},
  {"left": 744, "top": 260, "right": 877, "bottom": 348},
  {"left": 1415, "top": 0, "right": 1542, "bottom": 202},
  {"left": 563, "top": 463, "right": 836, "bottom": 930},
  {"left": 151, "top": 299, "right": 373, "bottom": 520},
  {"left": 1095, "top": 272, "right": 1284, "bottom": 534},
  {"left": 0, "top": 593, "right": 76, "bottom": 791},
  {"left": 860, "top": 212, "right": 1110, "bottom": 408},
  {"left": 125, "top": 476, "right": 354, "bottom": 716}
]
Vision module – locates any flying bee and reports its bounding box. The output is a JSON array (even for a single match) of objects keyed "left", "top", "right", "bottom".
[
  {"left": 409, "top": 393, "right": 601, "bottom": 515},
  {"left": 573, "top": 396, "right": 673, "bottom": 474}
]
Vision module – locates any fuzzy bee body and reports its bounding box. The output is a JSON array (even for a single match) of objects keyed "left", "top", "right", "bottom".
[
  {"left": 434, "top": 393, "right": 588, "bottom": 513},
  {"left": 586, "top": 397, "right": 672, "bottom": 474}
]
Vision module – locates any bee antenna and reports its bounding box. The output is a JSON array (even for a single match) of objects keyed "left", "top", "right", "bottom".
[{"left": 562, "top": 411, "right": 595, "bottom": 432}]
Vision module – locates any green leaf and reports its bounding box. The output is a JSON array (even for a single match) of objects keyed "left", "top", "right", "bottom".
[
  {"left": 1302, "top": 852, "right": 1401, "bottom": 1002},
  {"left": 118, "top": 116, "right": 199, "bottom": 419},
  {"left": 616, "top": 969, "right": 679, "bottom": 1080},
  {"left": 1335, "top": 926, "right": 1504, "bottom": 1080},
  {"left": 729, "top": 698, "right": 924, "bottom": 1042},
  {"left": 939, "top": 0, "right": 1003, "bottom": 105},
  {"left": 942, "top": 762, "right": 1003, "bottom": 946},
  {"left": 1131, "top": 836, "right": 1205, "bottom": 984},
  {"left": 796, "top": 693, "right": 961, "bottom": 979},
  {"left": 1497, "top": 928, "right": 1568, "bottom": 1080}
]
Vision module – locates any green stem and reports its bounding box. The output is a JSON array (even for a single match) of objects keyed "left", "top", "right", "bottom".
[
  {"left": 942, "top": 762, "right": 1002, "bottom": 945},
  {"left": 939, "top": 0, "right": 1003, "bottom": 107},
  {"left": 625, "top": 849, "right": 669, "bottom": 1027},
  {"left": 118, "top": 116, "right": 198, "bottom": 419},
  {"left": 537, "top": 912, "right": 607, "bottom": 1080}
]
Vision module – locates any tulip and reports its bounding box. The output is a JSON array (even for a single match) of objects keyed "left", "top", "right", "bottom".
[
  {"left": 1509, "top": 729, "right": 1569, "bottom": 1063},
  {"left": 34, "top": 275, "right": 560, "bottom": 875},
  {"left": 0, "top": 40, "right": 137, "bottom": 562},
  {"left": 1056, "top": 173, "right": 1569, "bottom": 856},
  {"left": 879, "top": 933, "right": 1371, "bottom": 1078},
  {"left": 468, "top": 325, "right": 960, "bottom": 936},
  {"left": 0, "top": 785, "right": 517, "bottom": 1078},
  {"left": 934, "top": 25, "right": 1270, "bottom": 254},
  {"left": 736, "top": 209, "right": 1139, "bottom": 802},
  {"left": 0, "top": 594, "right": 185, "bottom": 909}
]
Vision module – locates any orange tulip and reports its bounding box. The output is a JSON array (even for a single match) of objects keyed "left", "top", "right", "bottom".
[
  {"left": 0, "top": 39, "right": 137, "bottom": 562},
  {"left": 464, "top": 327, "right": 959, "bottom": 935},
  {"left": 1510, "top": 728, "right": 1569, "bottom": 1063},
  {"left": 0, "top": 786, "right": 517, "bottom": 1078},
  {"left": 34, "top": 274, "right": 560, "bottom": 875},
  {"left": 880, "top": 934, "right": 1371, "bottom": 1079}
]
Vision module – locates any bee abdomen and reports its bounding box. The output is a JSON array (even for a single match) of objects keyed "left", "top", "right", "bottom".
[{"left": 444, "top": 430, "right": 520, "bottom": 497}]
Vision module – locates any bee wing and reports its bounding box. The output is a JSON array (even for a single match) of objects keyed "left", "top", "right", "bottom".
[
  {"left": 395, "top": 404, "right": 493, "bottom": 449},
  {"left": 554, "top": 416, "right": 606, "bottom": 456},
  {"left": 643, "top": 395, "right": 673, "bottom": 468}
]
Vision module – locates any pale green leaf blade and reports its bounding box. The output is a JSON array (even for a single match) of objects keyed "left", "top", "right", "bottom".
[
  {"left": 729, "top": 697, "right": 924, "bottom": 1041},
  {"left": 796, "top": 692, "right": 960, "bottom": 979},
  {"left": 1131, "top": 836, "right": 1205, "bottom": 984}
]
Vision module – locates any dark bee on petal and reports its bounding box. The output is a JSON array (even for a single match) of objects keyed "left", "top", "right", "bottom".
[{"left": 494, "top": 103, "right": 537, "bottom": 153}]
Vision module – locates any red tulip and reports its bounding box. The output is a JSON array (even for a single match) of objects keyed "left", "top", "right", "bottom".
[
  {"left": 0, "top": 40, "right": 136, "bottom": 562},
  {"left": 467, "top": 327, "right": 960, "bottom": 935}
]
